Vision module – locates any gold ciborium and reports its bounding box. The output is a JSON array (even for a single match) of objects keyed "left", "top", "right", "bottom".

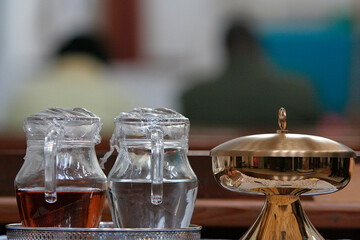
[{"left": 211, "top": 108, "right": 356, "bottom": 240}]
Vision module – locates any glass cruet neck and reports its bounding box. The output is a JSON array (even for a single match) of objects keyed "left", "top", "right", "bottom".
[{"left": 26, "top": 139, "right": 98, "bottom": 148}]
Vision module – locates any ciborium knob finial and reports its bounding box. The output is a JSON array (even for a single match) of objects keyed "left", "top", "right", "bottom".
[{"left": 277, "top": 107, "right": 288, "bottom": 133}]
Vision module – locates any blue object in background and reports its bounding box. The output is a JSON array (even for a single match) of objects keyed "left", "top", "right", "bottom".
[{"left": 259, "top": 19, "right": 352, "bottom": 114}]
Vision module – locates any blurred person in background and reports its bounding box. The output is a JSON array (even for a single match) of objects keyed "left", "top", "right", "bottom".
[
  {"left": 182, "top": 21, "right": 322, "bottom": 128},
  {"left": 4, "top": 33, "right": 136, "bottom": 135}
]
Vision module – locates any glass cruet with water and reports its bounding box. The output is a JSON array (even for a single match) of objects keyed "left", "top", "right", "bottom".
[
  {"left": 14, "top": 108, "right": 107, "bottom": 228},
  {"left": 101, "top": 108, "right": 198, "bottom": 228}
]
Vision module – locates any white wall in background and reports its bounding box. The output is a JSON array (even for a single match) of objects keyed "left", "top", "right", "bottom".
[
  {"left": 0, "top": 0, "right": 100, "bottom": 128},
  {"left": 139, "top": 0, "right": 225, "bottom": 78},
  {"left": 133, "top": 0, "right": 353, "bottom": 112},
  {"left": 0, "top": 0, "right": 354, "bottom": 128}
]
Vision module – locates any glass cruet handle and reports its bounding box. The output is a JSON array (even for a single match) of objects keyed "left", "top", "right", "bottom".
[
  {"left": 44, "top": 127, "right": 59, "bottom": 203},
  {"left": 149, "top": 127, "right": 164, "bottom": 205}
]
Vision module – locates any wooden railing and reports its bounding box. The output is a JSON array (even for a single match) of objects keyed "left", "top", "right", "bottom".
[{"left": 1, "top": 125, "right": 359, "bottom": 232}]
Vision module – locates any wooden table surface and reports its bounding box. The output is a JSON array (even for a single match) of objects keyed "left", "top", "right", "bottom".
[{"left": 2, "top": 161, "right": 360, "bottom": 229}]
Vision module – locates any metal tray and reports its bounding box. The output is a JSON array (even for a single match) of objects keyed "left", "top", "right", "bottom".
[{"left": 6, "top": 222, "right": 201, "bottom": 240}]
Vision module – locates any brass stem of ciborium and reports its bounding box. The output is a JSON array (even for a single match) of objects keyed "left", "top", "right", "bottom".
[{"left": 241, "top": 194, "right": 323, "bottom": 240}]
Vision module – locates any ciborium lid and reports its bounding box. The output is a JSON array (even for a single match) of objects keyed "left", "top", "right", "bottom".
[{"left": 211, "top": 107, "right": 356, "bottom": 158}]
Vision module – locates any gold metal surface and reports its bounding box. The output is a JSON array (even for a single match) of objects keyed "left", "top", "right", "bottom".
[
  {"left": 211, "top": 133, "right": 356, "bottom": 158},
  {"left": 210, "top": 108, "right": 356, "bottom": 240},
  {"left": 213, "top": 156, "right": 354, "bottom": 240},
  {"left": 277, "top": 107, "right": 288, "bottom": 134},
  {"left": 214, "top": 156, "right": 353, "bottom": 196},
  {"left": 211, "top": 107, "right": 356, "bottom": 158},
  {"left": 241, "top": 195, "right": 323, "bottom": 240}
]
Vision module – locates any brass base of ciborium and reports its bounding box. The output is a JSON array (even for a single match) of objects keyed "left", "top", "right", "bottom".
[{"left": 241, "top": 195, "right": 322, "bottom": 240}]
